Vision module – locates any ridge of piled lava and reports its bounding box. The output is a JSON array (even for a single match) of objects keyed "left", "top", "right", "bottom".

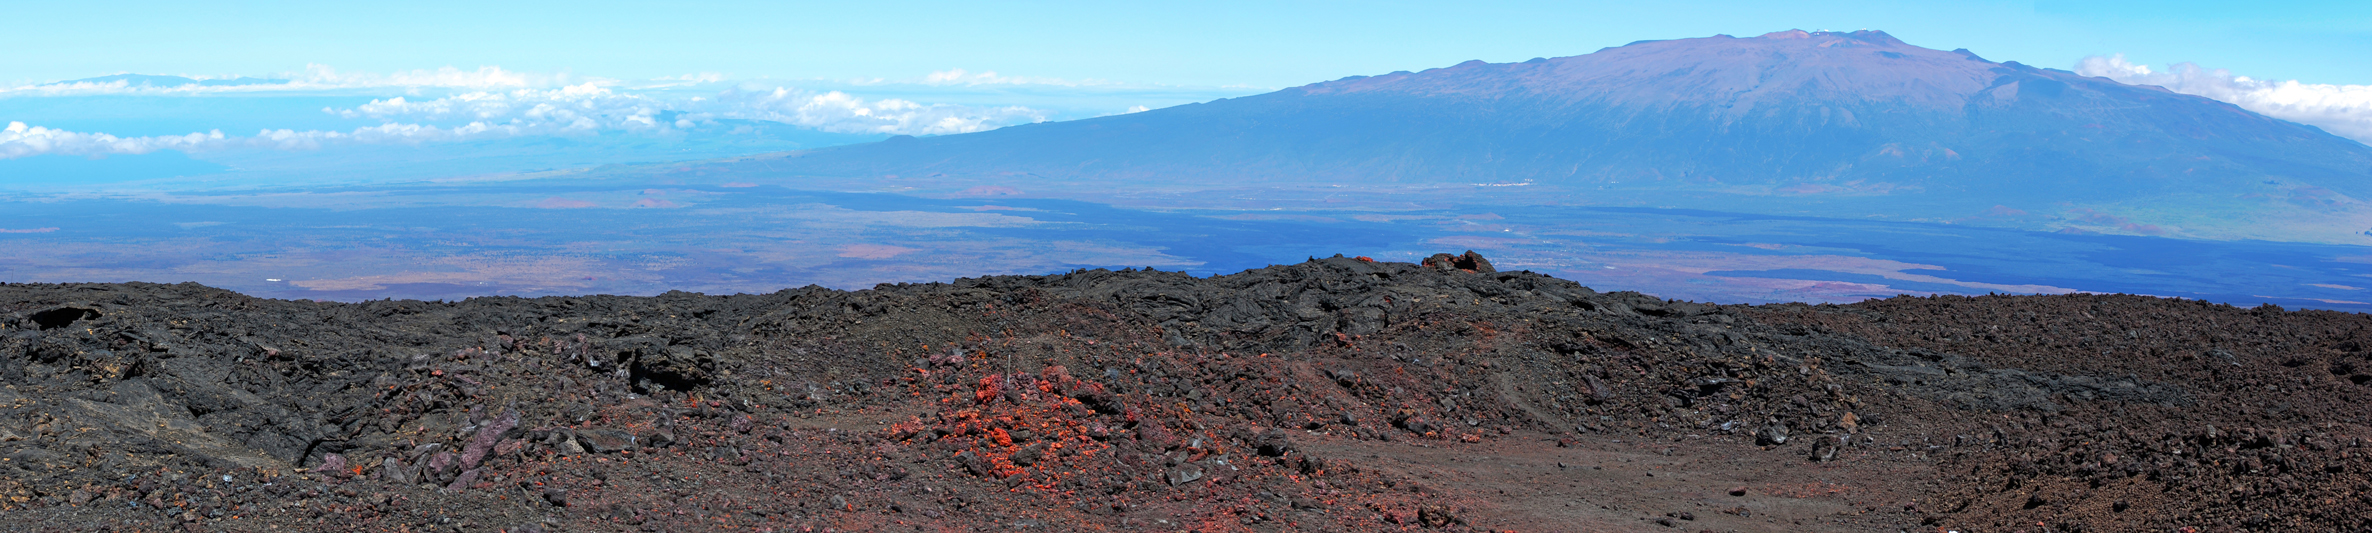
[{"left": 1, "top": 254, "right": 2368, "bottom": 531}]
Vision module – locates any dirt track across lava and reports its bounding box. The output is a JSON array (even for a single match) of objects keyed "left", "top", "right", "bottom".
[{"left": 2, "top": 253, "right": 2368, "bottom": 532}]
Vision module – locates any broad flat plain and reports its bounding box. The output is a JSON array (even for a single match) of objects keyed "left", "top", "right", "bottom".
[{"left": 3, "top": 175, "right": 2368, "bottom": 312}]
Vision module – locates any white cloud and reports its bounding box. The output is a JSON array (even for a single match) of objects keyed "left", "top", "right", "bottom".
[
  {"left": 2, "top": 83, "right": 1051, "bottom": 160},
  {"left": 3, "top": 64, "right": 612, "bottom": 96},
  {"left": 2078, "top": 54, "right": 2372, "bottom": 143},
  {"left": 249, "top": 122, "right": 563, "bottom": 148},
  {"left": 331, "top": 83, "right": 662, "bottom": 132},
  {"left": 7, "top": 79, "right": 189, "bottom": 97},
  {"left": 1, "top": 120, "right": 578, "bottom": 160},
  {"left": 918, "top": 68, "right": 1106, "bottom": 87},
  {"left": 1, "top": 121, "right": 227, "bottom": 159},
  {"left": 658, "top": 72, "right": 727, "bottom": 83},
  {"left": 8, "top": 65, "right": 1127, "bottom": 96},
  {"left": 293, "top": 64, "right": 605, "bottom": 90},
  {"left": 705, "top": 88, "right": 1046, "bottom": 135},
  {"left": 321, "top": 82, "right": 1044, "bottom": 136},
  {"left": 4, "top": 65, "right": 1086, "bottom": 156}
]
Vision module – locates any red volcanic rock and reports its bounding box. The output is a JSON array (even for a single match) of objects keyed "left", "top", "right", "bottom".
[{"left": 458, "top": 409, "right": 518, "bottom": 470}]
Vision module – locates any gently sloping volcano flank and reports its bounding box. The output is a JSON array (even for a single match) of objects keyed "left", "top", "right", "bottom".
[{"left": 711, "top": 30, "right": 2372, "bottom": 243}]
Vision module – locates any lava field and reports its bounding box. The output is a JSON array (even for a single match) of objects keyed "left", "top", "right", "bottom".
[{"left": 2, "top": 253, "right": 2368, "bottom": 532}]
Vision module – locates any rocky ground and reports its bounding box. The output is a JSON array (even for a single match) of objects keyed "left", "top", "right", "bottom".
[{"left": 0, "top": 252, "right": 2366, "bottom": 532}]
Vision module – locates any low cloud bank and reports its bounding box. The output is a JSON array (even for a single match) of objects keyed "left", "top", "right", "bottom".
[
  {"left": 331, "top": 83, "right": 1044, "bottom": 136},
  {"left": 2078, "top": 55, "right": 2372, "bottom": 144},
  {"left": 8, "top": 65, "right": 605, "bottom": 96},
  {"left": 3, "top": 122, "right": 227, "bottom": 159},
  {"left": 919, "top": 69, "right": 1111, "bottom": 87},
  {"left": 1, "top": 121, "right": 578, "bottom": 160},
  {"left": 11, "top": 65, "right": 1165, "bottom": 96},
  {"left": 2, "top": 81, "right": 1055, "bottom": 159},
  {"left": 333, "top": 84, "right": 662, "bottom": 132},
  {"left": 0, "top": 65, "right": 1241, "bottom": 160},
  {"left": 705, "top": 88, "right": 1044, "bottom": 135}
]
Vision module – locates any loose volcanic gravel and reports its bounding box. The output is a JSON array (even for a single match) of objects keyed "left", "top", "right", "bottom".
[{"left": 0, "top": 253, "right": 2365, "bottom": 532}]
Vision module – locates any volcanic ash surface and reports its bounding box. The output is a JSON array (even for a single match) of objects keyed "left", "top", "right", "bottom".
[{"left": 1, "top": 254, "right": 2368, "bottom": 531}]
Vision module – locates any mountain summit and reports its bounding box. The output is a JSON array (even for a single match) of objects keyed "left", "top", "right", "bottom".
[{"left": 741, "top": 30, "right": 2372, "bottom": 242}]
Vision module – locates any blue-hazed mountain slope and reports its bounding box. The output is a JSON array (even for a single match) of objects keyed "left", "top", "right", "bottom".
[{"left": 722, "top": 30, "right": 2372, "bottom": 241}]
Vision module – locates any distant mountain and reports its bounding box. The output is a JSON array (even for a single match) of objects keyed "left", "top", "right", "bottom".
[
  {"left": 729, "top": 30, "right": 2372, "bottom": 243},
  {"left": 62, "top": 74, "right": 288, "bottom": 87}
]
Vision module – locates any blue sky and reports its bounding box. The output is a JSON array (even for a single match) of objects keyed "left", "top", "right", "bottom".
[
  {"left": 4, "top": 0, "right": 2369, "bottom": 190},
  {"left": 10, "top": 0, "right": 2369, "bottom": 87}
]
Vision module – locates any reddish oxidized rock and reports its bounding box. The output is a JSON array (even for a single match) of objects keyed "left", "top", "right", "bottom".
[{"left": 460, "top": 409, "right": 519, "bottom": 470}]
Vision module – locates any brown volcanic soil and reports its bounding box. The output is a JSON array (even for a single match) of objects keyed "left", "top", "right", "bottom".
[
  {"left": 1747, "top": 295, "right": 2372, "bottom": 531},
  {"left": 0, "top": 255, "right": 2366, "bottom": 532}
]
